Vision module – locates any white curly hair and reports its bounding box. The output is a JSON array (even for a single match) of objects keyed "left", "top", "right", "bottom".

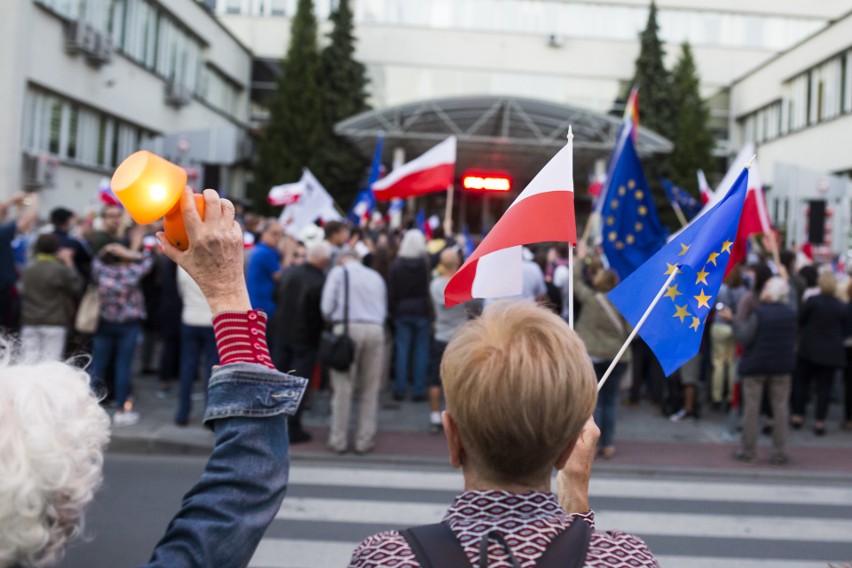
[{"left": 0, "top": 346, "right": 110, "bottom": 568}]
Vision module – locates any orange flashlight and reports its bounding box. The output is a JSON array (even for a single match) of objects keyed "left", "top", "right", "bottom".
[{"left": 111, "top": 151, "right": 205, "bottom": 251}]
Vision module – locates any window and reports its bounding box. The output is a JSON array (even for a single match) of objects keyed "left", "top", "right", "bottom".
[
  {"left": 225, "top": 0, "right": 242, "bottom": 14},
  {"left": 22, "top": 87, "right": 156, "bottom": 168}
]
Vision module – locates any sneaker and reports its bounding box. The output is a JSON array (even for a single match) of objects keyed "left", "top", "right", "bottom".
[
  {"left": 113, "top": 410, "right": 140, "bottom": 427},
  {"left": 732, "top": 450, "right": 756, "bottom": 465},
  {"left": 670, "top": 409, "right": 696, "bottom": 422},
  {"left": 429, "top": 412, "right": 443, "bottom": 434},
  {"left": 769, "top": 453, "right": 789, "bottom": 466}
]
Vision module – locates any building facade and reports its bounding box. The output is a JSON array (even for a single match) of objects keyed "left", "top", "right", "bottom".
[
  {"left": 0, "top": 0, "right": 253, "bottom": 213},
  {"left": 730, "top": 9, "right": 852, "bottom": 256},
  {"left": 216, "top": 0, "right": 851, "bottom": 153}
]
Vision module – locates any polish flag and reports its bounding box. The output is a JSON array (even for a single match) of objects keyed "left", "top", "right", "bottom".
[
  {"left": 268, "top": 181, "right": 304, "bottom": 206},
  {"left": 697, "top": 169, "right": 714, "bottom": 205},
  {"left": 692, "top": 144, "right": 771, "bottom": 276},
  {"left": 371, "top": 136, "right": 456, "bottom": 201},
  {"left": 444, "top": 134, "right": 576, "bottom": 306}
]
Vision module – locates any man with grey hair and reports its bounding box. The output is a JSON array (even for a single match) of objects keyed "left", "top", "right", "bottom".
[
  {"left": 274, "top": 240, "right": 331, "bottom": 443},
  {"left": 321, "top": 250, "right": 387, "bottom": 454}
]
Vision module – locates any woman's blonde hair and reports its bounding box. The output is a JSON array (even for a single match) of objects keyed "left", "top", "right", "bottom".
[
  {"left": 0, "top": 347, "right": 110, "bottom": 568},
  {"left": 817, "top": 270, "right": 837, "bottom": 296},
  {"left": 440, "top": 302, "right": 597, "bottom": 484}
]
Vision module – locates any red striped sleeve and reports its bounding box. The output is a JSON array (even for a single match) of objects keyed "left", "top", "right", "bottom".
[{"left": 212, "top": 310, "right": 275, "bottom": 369}]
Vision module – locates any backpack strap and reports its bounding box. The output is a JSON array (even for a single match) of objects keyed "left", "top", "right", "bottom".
[
  {"left": 535, "top": 519, "right": 592, "bottom": 568},
  {"left": 400, "top": 522, "right": 472, "bottom": 568}
]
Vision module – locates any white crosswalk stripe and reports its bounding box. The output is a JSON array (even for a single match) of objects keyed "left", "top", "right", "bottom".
[{"left": 250, "top": 463, "right": 852, "bottom": 568}]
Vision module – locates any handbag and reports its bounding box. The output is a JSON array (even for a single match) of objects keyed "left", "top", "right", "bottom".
[
  {"left": 319, "top": 268, "right": 355, "bottom": 371},
  {"left": 74, "top": 284, "right": 101, "bottom": 334}
]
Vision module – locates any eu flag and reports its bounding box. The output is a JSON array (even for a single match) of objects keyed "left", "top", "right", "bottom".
[
  {"left": 607, "top": 169, "right": 749, "bottom": 376},
  {"left": 600, "top": 126, "right": 667, "bottom": 279},
  {"left": 660, "top": 178, "right": 702, "bottom": 220}
]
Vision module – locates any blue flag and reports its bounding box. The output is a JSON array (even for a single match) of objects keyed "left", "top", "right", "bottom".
[
  {"left": 348, "top": 136, "right": 384, "bottom": 223},
  {"left": 461, "top": 225, "right": 475, "bottom": 258},
  {"left": 660, "top": 178, "right": 702, "bottom": 220},
  {"left": 600, "top": 126, "right": 667, "bottom": 279},
  {"left": 607, "top": 169, "right": 750, "bottom": 376}
]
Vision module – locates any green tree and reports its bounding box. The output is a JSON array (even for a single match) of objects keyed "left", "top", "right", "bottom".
[
  {"left": 669, "top": 42, "right": 714, "bottom": 195},
  {"left": 316, "top": 0, "right": 371, "bottom": 207},
  {"left": 631, "top": 1, "right": 672, "bottom": 140},
  {"left": 253, "top": 0, "right": 323, "bottom": 205}
]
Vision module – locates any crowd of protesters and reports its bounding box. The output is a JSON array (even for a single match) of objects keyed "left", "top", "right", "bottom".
[{"left": 1, "top": 192, "right": 851, "bottom": 465}]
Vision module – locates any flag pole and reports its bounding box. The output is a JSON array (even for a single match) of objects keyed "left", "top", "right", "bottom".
[
  {"left": 597, "top": 269, "right": 678, "bottom": 392},
  {"left": 567, "top": 125, "right": 575, "bottom": 330},
  {"left": 670, "top": 200, "right": 688, "bottom": 228},
  {"left": 444, "top": 183, "right": 455, "bottom": 236}
]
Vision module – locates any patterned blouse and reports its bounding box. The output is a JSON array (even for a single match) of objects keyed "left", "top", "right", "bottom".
[
  {"left": 350, "top": 490, "right": 658, "bottom": 568},
  {"left": 92, "top": 256, "right": 154, "bottom": 323}
]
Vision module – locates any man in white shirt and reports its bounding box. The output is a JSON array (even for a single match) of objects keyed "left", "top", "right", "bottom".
[{"left": 320, "top": 251, "right": 387, "bottom": 454}]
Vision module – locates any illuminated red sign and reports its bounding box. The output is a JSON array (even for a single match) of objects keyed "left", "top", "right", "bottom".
[{"left": 462, "top": 174, "right": 512, "bottom": 192}]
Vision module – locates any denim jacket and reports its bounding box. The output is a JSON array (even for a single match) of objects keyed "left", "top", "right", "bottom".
[{"left": 141, "top": 362, "right": 307, "bottom": 568}]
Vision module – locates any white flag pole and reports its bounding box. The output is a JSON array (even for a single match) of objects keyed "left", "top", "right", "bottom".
[
  {"left": 671, "top": 200, "right": 688, "bottom": 228},
  {"left": 567, "top": 125, "right": 575, "bottom": 330},
  {"left": 597, "top": 269, "right": 678, "bottom": 392}
]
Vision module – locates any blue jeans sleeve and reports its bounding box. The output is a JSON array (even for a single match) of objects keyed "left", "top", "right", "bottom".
[{"left": 141, "top": 364, "right": 307, "bottom": 568}]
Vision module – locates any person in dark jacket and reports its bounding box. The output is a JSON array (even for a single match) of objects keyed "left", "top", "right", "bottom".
[
  {"left": 731, "top": 277, "right": 797, "bottom": 465},
  {"left": 388, "top": 229, "right": 432, "bottom": 401},
  {"left": 791, "top": 270, "right": 846, "bottom": 435},
  {"left": 274, "top": 241, "right": 331, "bottom": 442},
  {"left": 20, "top": 233, "right": 84, "bottom": 362}
]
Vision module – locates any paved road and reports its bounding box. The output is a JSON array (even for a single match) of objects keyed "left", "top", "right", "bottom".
[{"left": 59, "top": 453, "right": 852, "bottom": 567}]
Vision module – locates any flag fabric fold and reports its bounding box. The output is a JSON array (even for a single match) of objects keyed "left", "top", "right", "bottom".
[
  {"left": 600, "top": 125, "right": 668, "bottom": 280},
  {"left": 278, "top": 169, "right": 341, "bottom": 236},
  {"left": 697, "top": 169, "right": 714, "bottom": 205},
  {"left": 607, "top": 169, "right": 750, "bottom": 376},
  {"left": 348, "top": 136, "right": 384, "bottom": 224},
  {"left": 660, "top": 178, "right": 702, "bottom": 221},
  {"left": 268, "top": 181, "right": 305, "bottom": 206},
  {"left": 371, "top": 136, "right": 456, "bottom": 201},
  {"left": 444, "top": 139, "right": 576, "bottom": 307}
]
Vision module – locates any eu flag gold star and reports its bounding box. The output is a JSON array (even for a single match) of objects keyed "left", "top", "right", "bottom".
[
  {"left": 618, "top": 186, "right": 626, "bottom": 196},
  {"left": 695, "top": 269, "right": 709, "bottom": 285},
  {"left": 626, "top": 234, "right": 635, "bottom": 245},
  {"left": 690, "top": 317, "right": 701, "bottom": 331},
  {"left": 678, "top": 243, "right": 690, "bottom": 256},
  {"left": 611, "top": 199, "right": 619, "bottom": 209},
  {"left": 707, "top": 251, "right": 720, "bottom": 266},
  {"left": 721, "top": 239, "right": 733, "bottom": 253},
  {"left": 607, "top": 216, "right": 615, "bottom": 226},
  {"left": 664, "top": 284, "right": 682, "bottom": 300},
  {"left": 638, "top": 206, "right": 648, "bottom": 216},
  {"left": 628, "top": 179, "right": 636, "bottom": 189},
  {"left": 694, "top": 289, "right": 711, "bottom": 309},
  {"left": 635, "top": 190, "right": 644, "bottom": 200},
  {"left": 673, "top": 304, "right": 689, "bottom": 323},
  {"left": 664, "top": 262, "right": 680, "bottom": 275},
  {"left": 635, "top": 222, "right": 643, "bottom": 232}
]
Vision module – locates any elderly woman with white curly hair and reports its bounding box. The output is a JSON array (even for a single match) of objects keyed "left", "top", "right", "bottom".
[{"left": 0, "top": 187, "right": 307, "bottom": 567}]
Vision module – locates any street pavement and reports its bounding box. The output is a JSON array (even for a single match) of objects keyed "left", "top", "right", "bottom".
[
  {"left": 109, "top": 370, "right": 852, "bottom": 477},
  {"left": 58, "top": 455, "right": 852, "bottom": 568}
]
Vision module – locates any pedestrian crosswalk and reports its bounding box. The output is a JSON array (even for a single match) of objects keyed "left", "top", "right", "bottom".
[{"left": 250, "top": 462, "right": 852, "bottom": 568}]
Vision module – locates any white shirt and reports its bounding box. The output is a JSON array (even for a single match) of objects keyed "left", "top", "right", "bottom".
[
  {"left": 321, "top": 261, "right": 387, "bottom": 325},
  {"left": 177, "top": 267, "right": 213, "bottom": 327}
]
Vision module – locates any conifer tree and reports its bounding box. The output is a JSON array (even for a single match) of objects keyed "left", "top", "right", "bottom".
[
  {"left": 253, "top": 0, "right": 323, "bottom": 204},
  {"left": 669, "top": 42, "right": 714, "bottom": 194},
  {"left": 316, "top": 0, "right": 371, "bottom": 206},
  {"left": 631, "top": 1, "right": 672, "bottom": 139}
]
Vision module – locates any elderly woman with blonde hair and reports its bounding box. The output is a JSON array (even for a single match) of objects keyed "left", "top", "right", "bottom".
[
  {"left": 350, "top": 302, "right": 658, "bottom": 567},
  {"left": 0, "top": 188, "right": 307, "bottom": 567}
]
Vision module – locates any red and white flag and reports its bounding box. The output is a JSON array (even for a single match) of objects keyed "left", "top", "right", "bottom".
[
  {"left": 692, "top": 144, "right": 772, "bottom": 275},
  {"left": 371, "top": 136, "right": 456, "bottom": 201},
  {"left": 444, "top": 135, "right": 576, "bottom": 306},
  {"left": 697, "top": 169, "right": 714, "bottom": 205},
  {"left": 268, "top": 181, "right": 305, "bottom": 206}
]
